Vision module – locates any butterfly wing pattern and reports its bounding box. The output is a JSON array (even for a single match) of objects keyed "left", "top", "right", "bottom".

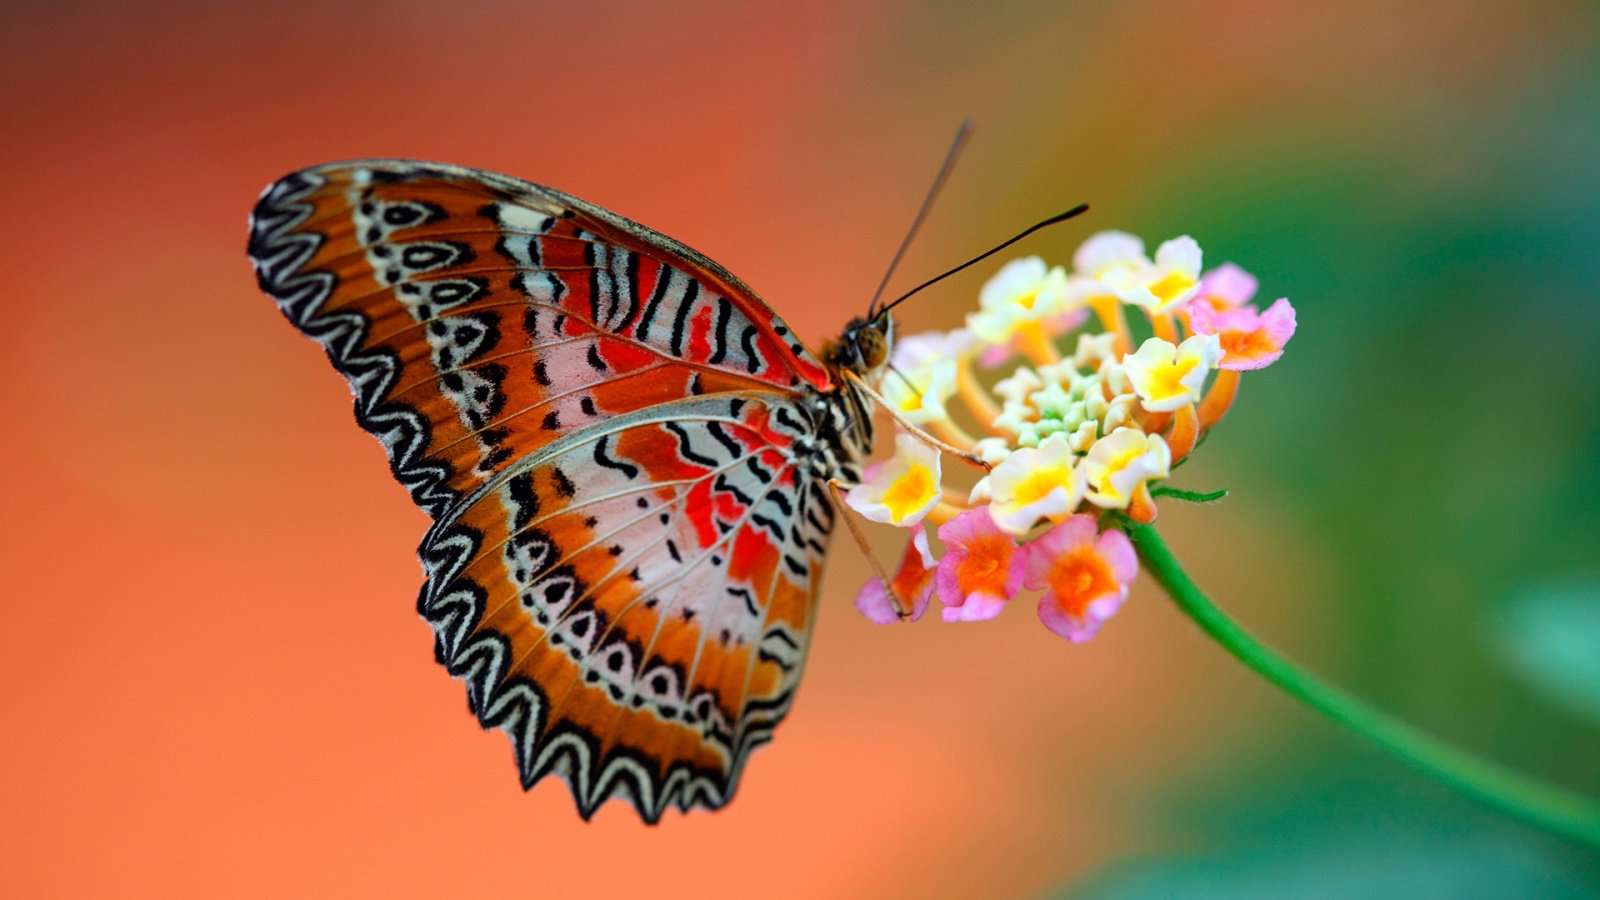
[{"left": 247, "top": 161, "right": 865, "bottom": 821}]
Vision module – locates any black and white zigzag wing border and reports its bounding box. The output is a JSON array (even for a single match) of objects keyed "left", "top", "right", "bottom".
[{"left": 246, "top": 170, "right": 459, "bottom": 518}]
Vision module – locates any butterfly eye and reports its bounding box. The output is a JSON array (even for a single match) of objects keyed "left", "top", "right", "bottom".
[{"left": 855, "top": 325, "right": 888, "bottom": 369}]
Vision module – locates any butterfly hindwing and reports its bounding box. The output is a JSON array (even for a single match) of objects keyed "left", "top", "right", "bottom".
[
  {"left": 247, "top": 161, "right": 843, "bottom": 819},
  {"left": 416, "top": 393, "right": 831, "bottom": 820}
]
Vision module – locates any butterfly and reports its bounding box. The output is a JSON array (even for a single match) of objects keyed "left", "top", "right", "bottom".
[{"left": 246, "top": 160, "right": 900, "bottom": 822}]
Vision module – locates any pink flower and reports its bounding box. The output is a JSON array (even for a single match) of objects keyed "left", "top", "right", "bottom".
[
  {"left": 1191, "top": 263, "right": 1258, "bottom": 313},
  {"left": 854, "top": 527, "right": 938, "bottom": 624},
  {"left": 1023, "top": 515, "right": 1138, "bottom": 642},
  {"left": 1188, "top": 298, "right": 1297, "bottom": 371},
  {"left": 935, "top": 509, "right": 1024, "bottom": 622}
]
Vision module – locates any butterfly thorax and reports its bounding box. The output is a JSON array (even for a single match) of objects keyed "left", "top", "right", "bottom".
[{"left": 814, "top": 314, "right": 895, "bottom": 486}]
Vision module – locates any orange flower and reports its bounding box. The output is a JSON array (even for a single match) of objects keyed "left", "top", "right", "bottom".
[
  {"left": 934, "top": 509, "right": 1024, "bottom": 622},
  {"left": 1189, "top": 298, "right": 1297, "bottom": 371},
  {"left": 1022, "top": 515, "right": 1138, "bottom": 641},
  {"left": 854, "top": 527, "right": 937, "bottom": 624}
]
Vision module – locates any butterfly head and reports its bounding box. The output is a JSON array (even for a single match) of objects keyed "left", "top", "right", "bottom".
[{"left": 822, "top": 314, "right": 895, "bottom": 382}]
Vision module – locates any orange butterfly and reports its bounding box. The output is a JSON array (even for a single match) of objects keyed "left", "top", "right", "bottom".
[
  {"left": 246, "top": 158, "right": 909, "bottom": 821},
  {"left": 247, "top": 133, "right": 1083, "bottom": 821}
]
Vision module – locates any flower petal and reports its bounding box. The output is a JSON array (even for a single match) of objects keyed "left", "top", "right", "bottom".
[
  {"left": 1025, "top": 516, "right": 1137, "bottom": 642},
  {"left": 844, "top": 433, "right": 943, "bottom": 525},
  {"left": 985, "top": 434, "right": 1085, "bottom": 535},
  {"left": 853, "top": 578, "right": 899, "bottom": 625},
  {"left": 1084, "top": 428, "right": 1171, "bottom": 509},
  {"left": 1074, "top": 231, "right": 1148, "bottom": 277},
  {"left": 1154, "top": 235, "right": 1202, "bottom": 277},
  {"left": 1191, "top": 298, "right": 1295, "bottom": 371},
  {"left": 1123, "top": 335, "right": 1220, "bottom": 412},
  {"left": 935, "top": 508, "right": 1024, "bottom": 617},
  {"left": 942, "top": 592, "right": 1008, "bottom": 622},
  {"left": 1195, "top": 262, "right": 1258, "bottom": 310}
]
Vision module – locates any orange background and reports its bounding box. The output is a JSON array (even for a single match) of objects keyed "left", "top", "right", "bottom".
[{"left": 4, "top": 2, "right": 1598, "bottom": 897}]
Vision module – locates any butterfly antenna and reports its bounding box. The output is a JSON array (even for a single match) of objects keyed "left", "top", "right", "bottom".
[
  {"left": 866, "top": 120, "right": 974, "bottom": 320},
  {"left": 875, "top": 203, "right": 1090, "bottom": 318}
]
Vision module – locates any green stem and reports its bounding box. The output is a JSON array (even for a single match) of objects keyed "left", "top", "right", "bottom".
[{"left": 1126, "top": 522, "right": 1600, "bottom": 849}]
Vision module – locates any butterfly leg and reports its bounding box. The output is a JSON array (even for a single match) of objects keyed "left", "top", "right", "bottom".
[
  {"left": 827, "top": 478, "right": 914, "bottom": 620},
  {"left": 843, "top": 371, "right": 993, "bottom": 472}
]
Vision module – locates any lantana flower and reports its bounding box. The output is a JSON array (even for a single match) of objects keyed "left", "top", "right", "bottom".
[
  {"left": 1190, "top": 262, "right": 1258, "bottom": 313},
  {"left": 855, "top": 526, "right": 937, "bottom": 624},
  {"left": 1189, "top": 297, "right": 1297, "bottom": 371},
  {"left": 841, "top": 230, "right": 1294, "bottom": 643},
  {"left": 820, "top": 215, "right": 1600, "bottom": 839},
  {"left": 1023, "top": 515, "right": 1138, "bottom": 641},
  {"left": 1122, "top": 334, "right": 1223, "bottom": 412},
  {"left": 1072, "top": 231, "right": 1148, "bottom": 281},
  {"left": 990, "top": 363, "right": 1110, "bottom": 449},
  {"left": 935, "top": 509, "right": 1024, "bottom": 622},
  {"left": 1084, "top": 427, "right": 1171, "bottom": 509},
  {"left": 967, "top": 257, "right": 1079, "bottom": 354},
  {"left": 1101, "top": 392, "right": 1141, "bottom": 433},
  {"left": 1072, "top": 332, "right": 1120, "bottom": 369},
  {"left": 1105, "top": 236, "right": 1204, "bottom": 315},
  {"left": 845, "top": 433, "right": 942, "bottom": 526},
  {"left": 881, "top": 331, "right": 963, "bottom": 424},
  {"left": 984, "top": 434, "right": 1086, "bottom": 535}
]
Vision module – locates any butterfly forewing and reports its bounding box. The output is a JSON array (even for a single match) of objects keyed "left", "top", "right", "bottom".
[{"left": 248, "top": 161, "right": 841, "bottom": 820}]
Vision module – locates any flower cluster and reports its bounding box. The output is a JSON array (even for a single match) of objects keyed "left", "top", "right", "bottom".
[{"left": 846, "top": 232, "right": 1296, "bottom": 641}]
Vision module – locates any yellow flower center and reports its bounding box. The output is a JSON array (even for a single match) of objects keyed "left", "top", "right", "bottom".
[
  {"left": 1097, "top": 444, "right": 1146, "bottom": 498},
  {"left": 882, "top": 464, "right": 935, "bottom": 522},
  {"left": 1147, "top": 357, "right": 1199, "bottom": 401},
  {"left": 1148, "top": 271, "right": 1196, "bottom": 304},
  {"left": 1013, "top": 465, "right": 1071, "bottom": 506},
  {"left": 1016, "top": 287, "right": 1041, "bottom": 310}
]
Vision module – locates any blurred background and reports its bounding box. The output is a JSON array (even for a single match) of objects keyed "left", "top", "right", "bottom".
[{"left": 3, "top": 0, "right": 1598, "bottom": 896}]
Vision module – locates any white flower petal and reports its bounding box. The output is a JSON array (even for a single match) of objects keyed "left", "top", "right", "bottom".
[
  {"left": 979, "top": 257, "right": 1048, "bottom": 309},
  {"left": 1155, "top": 235, "right": 1202, "bottom": 277},
  {"left": 844, "top": 433, "right": 943, "bottom": 525},
  {"left": 1074, "top": 231, "right": 1147, "bottom": 277}
]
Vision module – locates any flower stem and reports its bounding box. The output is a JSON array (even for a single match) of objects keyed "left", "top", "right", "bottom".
[{"left": 1125, "top": 522, "right": 1600, "bottom": 849}]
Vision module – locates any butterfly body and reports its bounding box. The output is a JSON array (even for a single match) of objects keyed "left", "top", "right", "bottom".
[{"left": 247, "top": 160, "right": 890, "bottom": 821}]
